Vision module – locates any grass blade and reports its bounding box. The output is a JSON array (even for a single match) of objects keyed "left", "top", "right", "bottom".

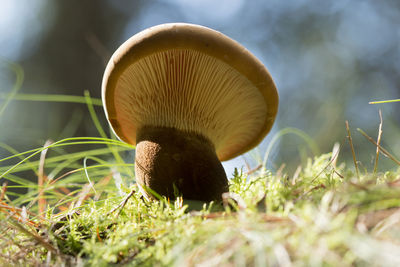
[
  {"left": 262, "top": 127, "right": 319, "bottom": 168},
  {"left": 0, "top": 93, "right": 103, "bottom": 106},
  {"left": 0, "top": 61, "right": 24, "bottom": 117},
  {"left": 369, "top": 99, "right": 400, "bottom": 104}
]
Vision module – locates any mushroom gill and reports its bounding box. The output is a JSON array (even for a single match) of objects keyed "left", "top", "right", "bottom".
[{"left": 114, "top": 49, "right": 268, "bottom": 161}]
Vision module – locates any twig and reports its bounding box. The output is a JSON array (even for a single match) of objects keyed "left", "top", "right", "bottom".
[
  {"left": 247, "top": 164, "right": 262, "bottom": 175},
  {"left": 333, "top": 169, "right": 344, "bottom": 179},
  {"left": 357, "top": 128, "right": 400, "bottom": 166},
  {"left": 308, "top": 140, "right": 342, "bottom": 186},
  {"left": 9, "top": 219, "right": 58, "bottom": 254},
  {"left": 108, "top": 189, "right": 136, "bottom": 216},
  {"left": 346, "top": 121, "right": 360, "bottom": 179},
  {"left": 373, "top": 110, "right": 383, "bottom": 174}
]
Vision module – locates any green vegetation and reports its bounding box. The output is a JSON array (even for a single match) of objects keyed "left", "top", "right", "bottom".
[
  {"left": 1, "top": 136, "right": 400, "bottom": 266},
  {"left": 1, "top": 65, "right": 400, "bottom": 266}
]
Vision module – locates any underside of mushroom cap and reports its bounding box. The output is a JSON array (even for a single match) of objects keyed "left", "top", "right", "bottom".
[{"left": 102, "top": 23, "right": 278, "bottom": 161}]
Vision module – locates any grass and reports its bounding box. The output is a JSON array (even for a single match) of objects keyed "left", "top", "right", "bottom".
[
  {"left": 1, "top": 129, "right": 400, "bottom": 266},
  {"left": 1, "top": 147, "right": 400, "bottom": 266},
  {"left": 1, "top": 64, "right": 400, "bottom": 266}
]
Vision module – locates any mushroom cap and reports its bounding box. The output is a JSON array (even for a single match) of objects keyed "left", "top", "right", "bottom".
[{"left": 102, "top": 23, "right": 278, "bottom": 161}]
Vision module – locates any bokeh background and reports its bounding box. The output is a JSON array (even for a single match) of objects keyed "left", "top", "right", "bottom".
[{"left": 1, "top": 0, "right": 400, "bottom": 177}]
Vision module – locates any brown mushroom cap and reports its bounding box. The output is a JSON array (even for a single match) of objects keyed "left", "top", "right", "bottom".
[{"left": 102, "top": 23, "right": 278, "bottom": 161}]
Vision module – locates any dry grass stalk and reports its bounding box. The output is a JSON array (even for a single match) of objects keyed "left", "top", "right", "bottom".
[
  {"left": 9, "top": 219, "right": 58, "bottom": 254},
  {"left": 373, "top": 110, "right": 383, "bottom": 174},
  {"left": 292, "top": 165, "right": 302, "bottom": 185},
  {"left": 108, "top": 189, "right": 136, "bottom": 216},
  {"left": 346, "top": 121, "right": 360, "bottom": 179},
  {"left": 38, "top": 140, "right": 52, "bottom": 214},
  {"left": 0, "top": 182, "right": 7, "bottom": 201},
  {"left": 0, "top": 202, "right": 40, "bottom": 227},
  {"left": 357, "top": 129, "right": 400, "bottom": 166}
]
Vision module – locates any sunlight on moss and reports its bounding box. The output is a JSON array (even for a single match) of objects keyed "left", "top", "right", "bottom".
[{"left": 2, "top": 148, "right": 400, "bottom": 266}]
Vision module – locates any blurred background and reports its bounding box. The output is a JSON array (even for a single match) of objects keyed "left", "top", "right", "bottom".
[{"left": 1, "top": 0, "right": 400, "bottom": 177}]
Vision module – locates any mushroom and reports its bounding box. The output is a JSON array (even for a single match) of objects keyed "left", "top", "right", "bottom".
[{"left": 102, "top": 23, "right": 278, "bottom": 202}]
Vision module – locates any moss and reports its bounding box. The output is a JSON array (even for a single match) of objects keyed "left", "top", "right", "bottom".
[{"left": 2, "top": 151, "right": 400, "bottom": 266}]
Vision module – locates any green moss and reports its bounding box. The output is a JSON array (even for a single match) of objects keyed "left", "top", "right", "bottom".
[{"left": 2, "top": 148, "right": 400, "bottom": 266}]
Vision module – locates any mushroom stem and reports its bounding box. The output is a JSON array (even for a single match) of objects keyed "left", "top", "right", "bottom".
[{"left": 135, "top": 126, "right": 229, "bottom": 201}]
